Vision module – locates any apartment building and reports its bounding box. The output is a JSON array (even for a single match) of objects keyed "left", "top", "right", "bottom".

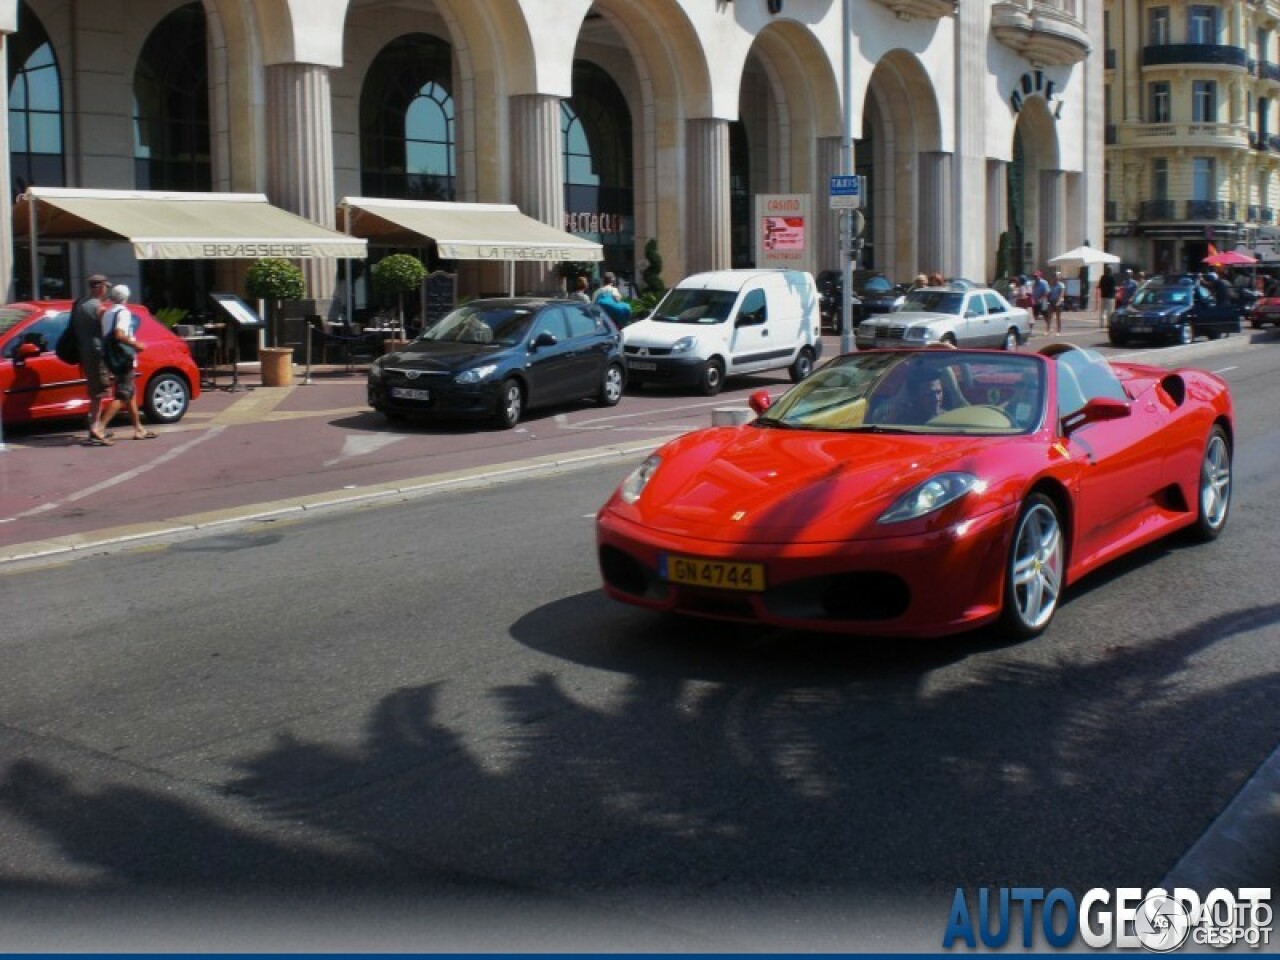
[{"left": 1106, "top": 0, "right": 1280, "bottom": 270}]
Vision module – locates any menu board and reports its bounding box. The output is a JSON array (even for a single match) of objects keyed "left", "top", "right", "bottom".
[
  {"left": 208, "top": 292, "right": 265, "bottom": 328},
  {"left": 423, "top": 270, "right": 456, "bottom": 328}
]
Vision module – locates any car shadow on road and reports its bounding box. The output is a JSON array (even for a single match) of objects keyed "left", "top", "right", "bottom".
[{"left": 507, "top": 588, "right": 1018, "bottom": 686}]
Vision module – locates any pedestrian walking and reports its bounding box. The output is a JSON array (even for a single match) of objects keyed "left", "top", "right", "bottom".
[
  {"left": 1047, "top": 271, "right": 1066, "bottom": 335},
  {"left": 1030, "top": 270, "right": 1050, "bottom": 330},
  {"left": 92, "top": 284, "right": 153, "bottom": 443},
  {"left": 72, "top": 274, "right": 112, "bottom": 444},
  {"left": 569, "top": 276, "right": 591, "bottom": 302},
  {"left": 1117, "top": 269, "right": 1138, "bottom": 309},
  {"left": 1097, "top": 265, "right": 1116, "bottom": 329}
]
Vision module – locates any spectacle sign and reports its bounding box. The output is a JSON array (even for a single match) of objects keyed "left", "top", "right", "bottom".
[{"left": 829, "top": 175, "right": 862, "bottom": 210}]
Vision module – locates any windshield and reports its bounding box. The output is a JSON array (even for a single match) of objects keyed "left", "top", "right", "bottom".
[
  {"left": 1132, "top": 286, "right": 1192, "bottom": 306},
  {"left": 756, "top": 351, "right": 1045, "bottom": 434},
  {"left": 898, "top": 290, "right": 965, "bottom": 315},
  {"left": 649, "top": 288, "right": 738, "bottom": 324},
  {"left": 853, "top": 275, "right": 894, "bottom": 295},
  {"left": 420, "top": 303, "right": 534, "bottom": 346}
]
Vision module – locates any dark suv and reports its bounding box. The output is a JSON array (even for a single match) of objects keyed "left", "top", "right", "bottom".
[
  {"left": 1108, "top": 274, "right": 1242, "bottom": 346},
  {"left": 368, "top": 298, "right": 625, "bottom": 428},
  {"left": 817, "top": 269, "right": 905, "bottom": 333}
]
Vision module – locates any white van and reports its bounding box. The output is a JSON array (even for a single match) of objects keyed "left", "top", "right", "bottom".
[{"left": 621, "top": 269, "right": 823, "bottom": 395}]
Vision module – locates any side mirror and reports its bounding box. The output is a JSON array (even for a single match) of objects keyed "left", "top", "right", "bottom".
[
  {"left": 748, "top": 389, "right": 773, "bottom": 415},
  {"left": 1064, "top": 396, "right": 1130, "bottom": 435},
  {"left": 532, "top": 330, "right": 558, "bottom": 349},
  {"left": 13, "top": 341, "right": 41, "bottom": 367}
]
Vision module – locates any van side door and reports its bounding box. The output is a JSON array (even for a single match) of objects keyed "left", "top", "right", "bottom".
[{"left": 728, "top": 287, "right": 772, "bottom": 372}]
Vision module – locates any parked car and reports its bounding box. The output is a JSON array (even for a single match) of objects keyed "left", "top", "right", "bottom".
[
  {"left": 817, "top": 269, "right": 905, "bottom": 333},
  {"left": 621, "top": 269, "right": 822, "bottom": 395},
  {"left": 854, "top": 282, "right": 1031, "bottom": 350},
  {"left": 367, "top": 297, "right": 625, "bottom": 429},
  {"left": 0, "top": 300, "right": 200, "bottom": 427},
  {"left": 1248, "top": 291, "right": 1280, "bottom": 329},
  {"left": 596, "top": 343, "right": 1233, "bottom": 640},
  {"left": 1108, "top": 274, "right": 1242, "bottom": 346}
]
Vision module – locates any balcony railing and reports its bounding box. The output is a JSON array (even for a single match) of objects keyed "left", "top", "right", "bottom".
[
  {"left": 1115, "top": 121, "right": 1250, "bottom": 149},
  {"left": 1186, "top": 200, "right": 1237, "bottom": 221},
  {"left": 1141, "top": 44, "right": 1249, "bottom": 69},
  {"left": 1139, "top": 200, "right": 1178, "bottom": 220},
  {"left": 1256, "top": 60, "right": 1280, "bottom": 82},
  {"left": 1138, "top": 200, "right": 1237, "bottom": 222},
  {"left": 1248, "top": 205, "right": 1276, "bottom": 223}
]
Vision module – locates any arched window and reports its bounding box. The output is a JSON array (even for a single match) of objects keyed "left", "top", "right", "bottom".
[
  {"left": 8, "top": 1, "right": 63, "bottom": 201},
  {"left": 361, "top": 34, "right": 455, "bottom": 201},
  {"left": 133, "top": 2, "right": 210, "bottom": 190},
  {"left": 564, "top": 61, "right": 633, "bottom": 280}
]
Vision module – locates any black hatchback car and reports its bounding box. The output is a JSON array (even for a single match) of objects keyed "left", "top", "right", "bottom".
[
  {"left": 368, "top": 298, "right": 626, "bottom": 428},
  {"left": 1108, "top": 274, "right": 1243, "bottom": 346}
]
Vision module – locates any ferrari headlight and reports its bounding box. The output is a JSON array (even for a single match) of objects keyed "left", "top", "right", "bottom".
[
  {"left": 620, "top": 454, "right": 662, "bottom": 504},
  {"left": 670, "top": 336, "right": 697, "bottom": 355},
  {"left": 455, "top": 363, "right": 498, "bottom": 384},
  {"left": 878, "top": 472, "right": 978, "bottom": 524}
]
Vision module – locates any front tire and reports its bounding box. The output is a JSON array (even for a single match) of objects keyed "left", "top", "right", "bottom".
[
  {"left": 1002, "top": 328, "right": 1020, "bottom": 351},
  {"left": 495, "top": 378, "right": 523, "bottom": 429},
  {"left": 788, "top": 347, "right": 814, "bottom": 383},
  {"left": 598, "top": 363, "right": 625, "bottom": 406},
  {"left": 1108, "top": 329, "right": 1129, "bottom": 347},
  {"left": 1177, "top": 321, "right": 1193, "bottom": 345},
  {"left": 1000, "top": 492, "right": 1064, "bottom": 640},
  {"left": 1189, "top": 426, "right": 1231, "bottom": 542},
  {"left": 143, "top": 372, "right": 191, "bottom": 424},
  {"left": 698, "top": 358, "right": 725, "bottom": 397}
]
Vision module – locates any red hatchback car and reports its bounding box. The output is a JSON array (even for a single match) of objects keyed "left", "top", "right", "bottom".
[{"left": 0, "top": 300, "right": 201, "bottom": 427}]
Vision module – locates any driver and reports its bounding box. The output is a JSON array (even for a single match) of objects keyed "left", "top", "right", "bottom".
[{"left": 878, "top": 367, "right": 952, "bottom": 424}]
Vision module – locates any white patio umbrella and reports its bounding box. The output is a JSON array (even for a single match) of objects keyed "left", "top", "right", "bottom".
[{"left": 1047, "top": 244, "right": 1121, "bottom": 268}]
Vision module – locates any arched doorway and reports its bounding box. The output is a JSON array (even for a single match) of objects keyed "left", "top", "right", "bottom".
[
  {"left": 8, "top": 1, "right": 65, "bottom": 298},
  {"left": 1008, "top": 99, "right": 1061, "bottom": 276},
  {"left": 864, "top": 52, "right": 944, "bottom": 283},
  {"left": 564, "top": 60, "right": 634, "bottom": 284},
  {"left": 134, "top": 2, "right": 213, "bottom": 313}
]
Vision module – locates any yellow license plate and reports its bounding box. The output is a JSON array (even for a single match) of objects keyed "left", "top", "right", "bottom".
[{"left": 661, "top": 554, "right": 766, "bottom": 592}]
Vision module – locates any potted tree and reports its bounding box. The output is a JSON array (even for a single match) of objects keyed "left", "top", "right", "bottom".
[
  {"left": 370, "top": 253, "right": 426, "bottom": 352},
  {"left": 246, "top": 257, "right": 306, "bottom": 387}
]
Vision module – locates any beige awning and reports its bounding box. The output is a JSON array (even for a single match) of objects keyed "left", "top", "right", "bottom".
[
  {"left": 338, "top": 197, "right": 603, "bottom": 262},
  {"left": 15, "top": 187, "right": 368, "bottom": 260}
]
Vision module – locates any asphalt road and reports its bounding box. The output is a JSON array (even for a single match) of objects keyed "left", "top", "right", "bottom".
[{"left": 1, "top": 334, "right": 1278, "bottom": 952}]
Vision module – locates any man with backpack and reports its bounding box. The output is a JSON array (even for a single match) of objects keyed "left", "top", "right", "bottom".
[{"left": 70, "top": 274, "right": 112, "bottom": 445}]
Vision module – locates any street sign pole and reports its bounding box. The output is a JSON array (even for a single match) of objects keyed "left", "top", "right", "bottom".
[{"left": 840, "top": 0, "right": 854, "bottom": 355}]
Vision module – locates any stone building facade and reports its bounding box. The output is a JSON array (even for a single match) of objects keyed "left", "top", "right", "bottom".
[{"left": 1, "top": 0, "right": 1099, "bottom": 312}]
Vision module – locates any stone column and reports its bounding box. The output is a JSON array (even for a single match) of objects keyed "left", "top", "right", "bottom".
[
  {"left": 987, "top": 160, "right": 1009, "bottom": 279},
  {"left": 685, "top": 118, "right": 731, "bottom": 274},
  {"left": 917, "top": 152, "right": 953, "bottom": 276},
  {"left": 816, "top": 136, "right": 844, "bottom": 274},
  {"left": 1039, "top": 169, "right": 1066, "bottom": 271},
  {"left": 510, "top": 94, "right": 564, "bottom": 295},
  {"left": 265, "top": 62, "right": 336, "bottom": 301},
  {"left": 1123, "top": 0, "right": 1141, "bottom": 123}
]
